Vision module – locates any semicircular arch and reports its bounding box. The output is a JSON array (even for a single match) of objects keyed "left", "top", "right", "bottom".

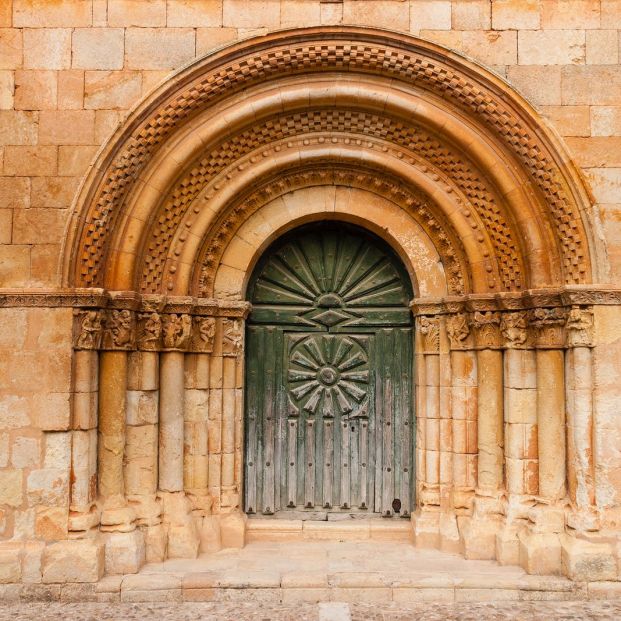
[{"left": 62, "top": 26, "right": 602, "bottom": 296}]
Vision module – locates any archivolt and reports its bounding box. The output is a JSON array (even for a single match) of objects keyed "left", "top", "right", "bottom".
[{"left": 63, "top": 27, "right": 597, "bottom": 294}]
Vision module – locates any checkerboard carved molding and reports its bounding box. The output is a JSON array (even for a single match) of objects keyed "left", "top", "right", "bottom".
[{"left": 62, "top": 27, "right": 596, "bottom": 299}]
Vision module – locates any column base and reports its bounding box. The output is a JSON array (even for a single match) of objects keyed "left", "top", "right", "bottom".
[
  {"left": 143, "top": 523, "right": 167, "bottom": 563},
  {"left": 560, "top": 534, "right": 617, "bottom": 581},
  {"left": 411, "top": 509, "right": 440, "bottom": 549},
  {"left": 459, "top": 515, "right": 502, "bottom": 560},
  {"left": 160, "top": 491, "right": 200, "bottom": 559},
  {"left": 103, "top": 530, "right": 145, "bottom": 575},
  {"left": 220, "top": 512, "right": 247, "bottom": 549},
  {"left": 518, "top": 532, "right": 562, "bottom": 575}
]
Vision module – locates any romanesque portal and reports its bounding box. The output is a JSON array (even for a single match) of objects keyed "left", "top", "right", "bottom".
[{"left": 5, "top": 25, "right": 621, "bottom": 585}]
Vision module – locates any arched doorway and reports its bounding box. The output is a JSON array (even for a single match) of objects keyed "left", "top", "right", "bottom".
[
  {"left": 244, "top": 223, "right": 414, "bottom": 519},
  {"left": 58, "top": 27, "right": 615, "bottom": 577}
]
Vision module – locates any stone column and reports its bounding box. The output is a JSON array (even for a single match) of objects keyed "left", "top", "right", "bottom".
[
  {"left": 513, "top": 307, "right": 567, "bottom": 576},
  {"left": 183, "top": 314, "right": 219, "bottom": 551},
  {"left": 69, "top": 310, "right": 104, "bottom": 538},
  {"left": 531, "top": 308, "right": 567, "bottom": 501},
  {"left": 159, "top": 313, "right": 199, "bottom": 558},
  {"left": 159, "top": 351, "right": 185, "bottom": 492},
  {"left": 412, "top": 315, "right": 441, "bottom": 548},
  {"left": 445, "top": 311, "right": 477, "bottom": 553},
  {"left": 497, "top": 311, "right": 536, "bottom": 566},
  {"left": 462, "top": 310, "right": 504, "bottom": 560},
  {"left": 565, "top": 306, "right": 597, "bottom": 531},
  {"left": 446, "top": 313, "right": 477, "bottom": 497},
  {"left": 125, "top": 350, "right": 160, "bottom": 565},
  {"left": 221, "top": 318, "right": 244, "bottom": 510},
  {"left": 501, "top": 311, "right": 538, "bottom": 498},
  {"left": 471, "top": 311, "right": 504, "bottom": 493}
]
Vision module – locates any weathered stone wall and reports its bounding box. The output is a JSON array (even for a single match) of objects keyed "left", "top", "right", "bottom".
[{"left": 1, "top": 0, "right": 621, "bottom": 588}]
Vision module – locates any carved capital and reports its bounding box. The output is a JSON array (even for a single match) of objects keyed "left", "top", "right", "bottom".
[
  {"left": 565, "top": 305, "right": 594, "bottom": 348},
  {"left": 222, "top": 319, "right": 243, "bottom": 357},
  {"left": 500, "top": 311, "right": 529, "bottom": 349},
  {"left": 418, "top": 316, "right": 440, "bottom": 353},
  {"left": 192, "top": 316, "right": 216, "bottom": 353},
  {"left": 73, "top": 309, "right": 104, "bottom": 350},
  {"left": 446, "top": 313, "right": 471, "bottom": 350},
  {"left": 470, "top": 310, "right": 501, "bottom": 349},
  {"left": 102, "top": 309, "right": 135, "bottom": 350},
  {"left": 161, "top": 313, "right": 192, "bottom": 351},
  {"left": 529, "top": 307, "right": 567, "bottom": 349},
  {"left": 136, "top": 312, "right": 162, "bottom": 351}
]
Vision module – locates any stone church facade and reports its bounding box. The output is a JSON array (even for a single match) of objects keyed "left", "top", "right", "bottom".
[{"left": 2, "top": 0, "right": 621, "bottom": 592}]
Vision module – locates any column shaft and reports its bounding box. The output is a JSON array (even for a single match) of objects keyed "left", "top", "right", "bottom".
[
  {"left": 537, "top": 349, "right": 566, "bottom": 500},
  {"left": 504, "top": 349, "right": 538, "bottom": 496},
  {"left": 450, "top": 350, "right": 478, "bottom": 490},
  {"left": 566, "top": 346, "right": 595, "bottom": 510},
  {"left": 98, "top": 350, "right": 128, "bottom": 499},
  {"left": 476, "top": 349, "right": 504, "bottom": 491},
  {"left": 159, "top": 351, "right": 185, "bottom": 492}
]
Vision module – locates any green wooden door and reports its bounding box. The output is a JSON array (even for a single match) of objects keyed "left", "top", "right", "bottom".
[{"left": 245, "top": 224, "right": 414, "bottom": 517}]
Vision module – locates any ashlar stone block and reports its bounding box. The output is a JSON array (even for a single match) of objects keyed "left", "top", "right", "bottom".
[
  {"left": 519, "top": 532, "right": 562, "bottom": 575},
  {"left": 104, "top": 530, "right": 145, "bottom": 575},
  {"left": 561, "top": 535, "right": 617, "bottom": 581},
  {"left": 42, "top": 540, "right": 104, "bottom": 583}
]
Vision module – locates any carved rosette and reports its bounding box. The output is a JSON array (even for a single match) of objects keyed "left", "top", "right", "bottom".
[
  {"left": 446, "top": 313, "right": 471, "bottom": 350},
  {"left": 529, "top": 307, "right": 567, "bottom": 349},
  {"left": 470, "top": 311, "right": 501, "bottom": 349},
  {"left": 565, "top": 305, "right": 594, "bottom": 348},
  {"left": 500, "top": 311, "right": 530, "bottom": 349},
  {"left": 418, "top": 316, "right": 440, "bottom": 354}
]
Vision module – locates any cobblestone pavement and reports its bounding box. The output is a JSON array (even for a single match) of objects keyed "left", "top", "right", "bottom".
[{"left": 1, "top": 601, "right": 621, "bottom": 621}]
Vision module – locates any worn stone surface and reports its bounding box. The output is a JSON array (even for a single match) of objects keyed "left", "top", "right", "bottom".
[
  {"left": 41, "top": 540, "right": 104, "bottom": 583},
  {"left": 1, "top": 0, "right": 621, "bottom": 594},
  {"left": 2, "top": 601, "right": 621, "bottom": 621}
]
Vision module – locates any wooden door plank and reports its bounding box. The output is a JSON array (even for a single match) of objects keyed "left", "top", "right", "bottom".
[
  {"left": 401, "top": 329, "right": 413, "bottom": 516},
  {"left": 323, "top": 418, "right": 334, "bottom": 508},
  {"left": 351, "top": 417, "right": 360, "bottom": 508},
  {"left": 262, "top": 327, "right": 275, "bottom": 514},
  {"left": 245, "top": 327, "right": 259, "bottom": 514},
  {"left": 340, "top": 417, "right": 351, "bottom": 509},
  {"left": 304, "top": 418, "right": 316, "bottom": 508},
  {"left": 287, "top": 417, "right": 297, "bottom": 508}
]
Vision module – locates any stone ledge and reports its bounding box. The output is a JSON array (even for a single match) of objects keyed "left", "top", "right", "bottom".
[{"left": 0, "top": 580, "right": 601, "bottom": 603}]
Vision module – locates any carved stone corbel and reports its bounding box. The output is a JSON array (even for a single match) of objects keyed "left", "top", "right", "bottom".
[
  {"left": 470, "top": 310, "right": 501, "bottom": 349},
  {"left": 500, "top": 311, "right": 529, "bottom": 349},
  {"left": 418, "top": 316, "right": 440, "bottom": 354},
  {"left": 565, "top": 305, "right": 594, "bottom": 348}
]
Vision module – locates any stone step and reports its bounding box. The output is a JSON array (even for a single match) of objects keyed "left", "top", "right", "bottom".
[{"left": 245, "top": 518, "right": 413, "bottom": 542}]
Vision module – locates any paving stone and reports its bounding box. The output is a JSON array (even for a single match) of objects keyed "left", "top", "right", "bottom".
[{"left": 1, "top": 601, "right": 621, "bottom": 620}]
